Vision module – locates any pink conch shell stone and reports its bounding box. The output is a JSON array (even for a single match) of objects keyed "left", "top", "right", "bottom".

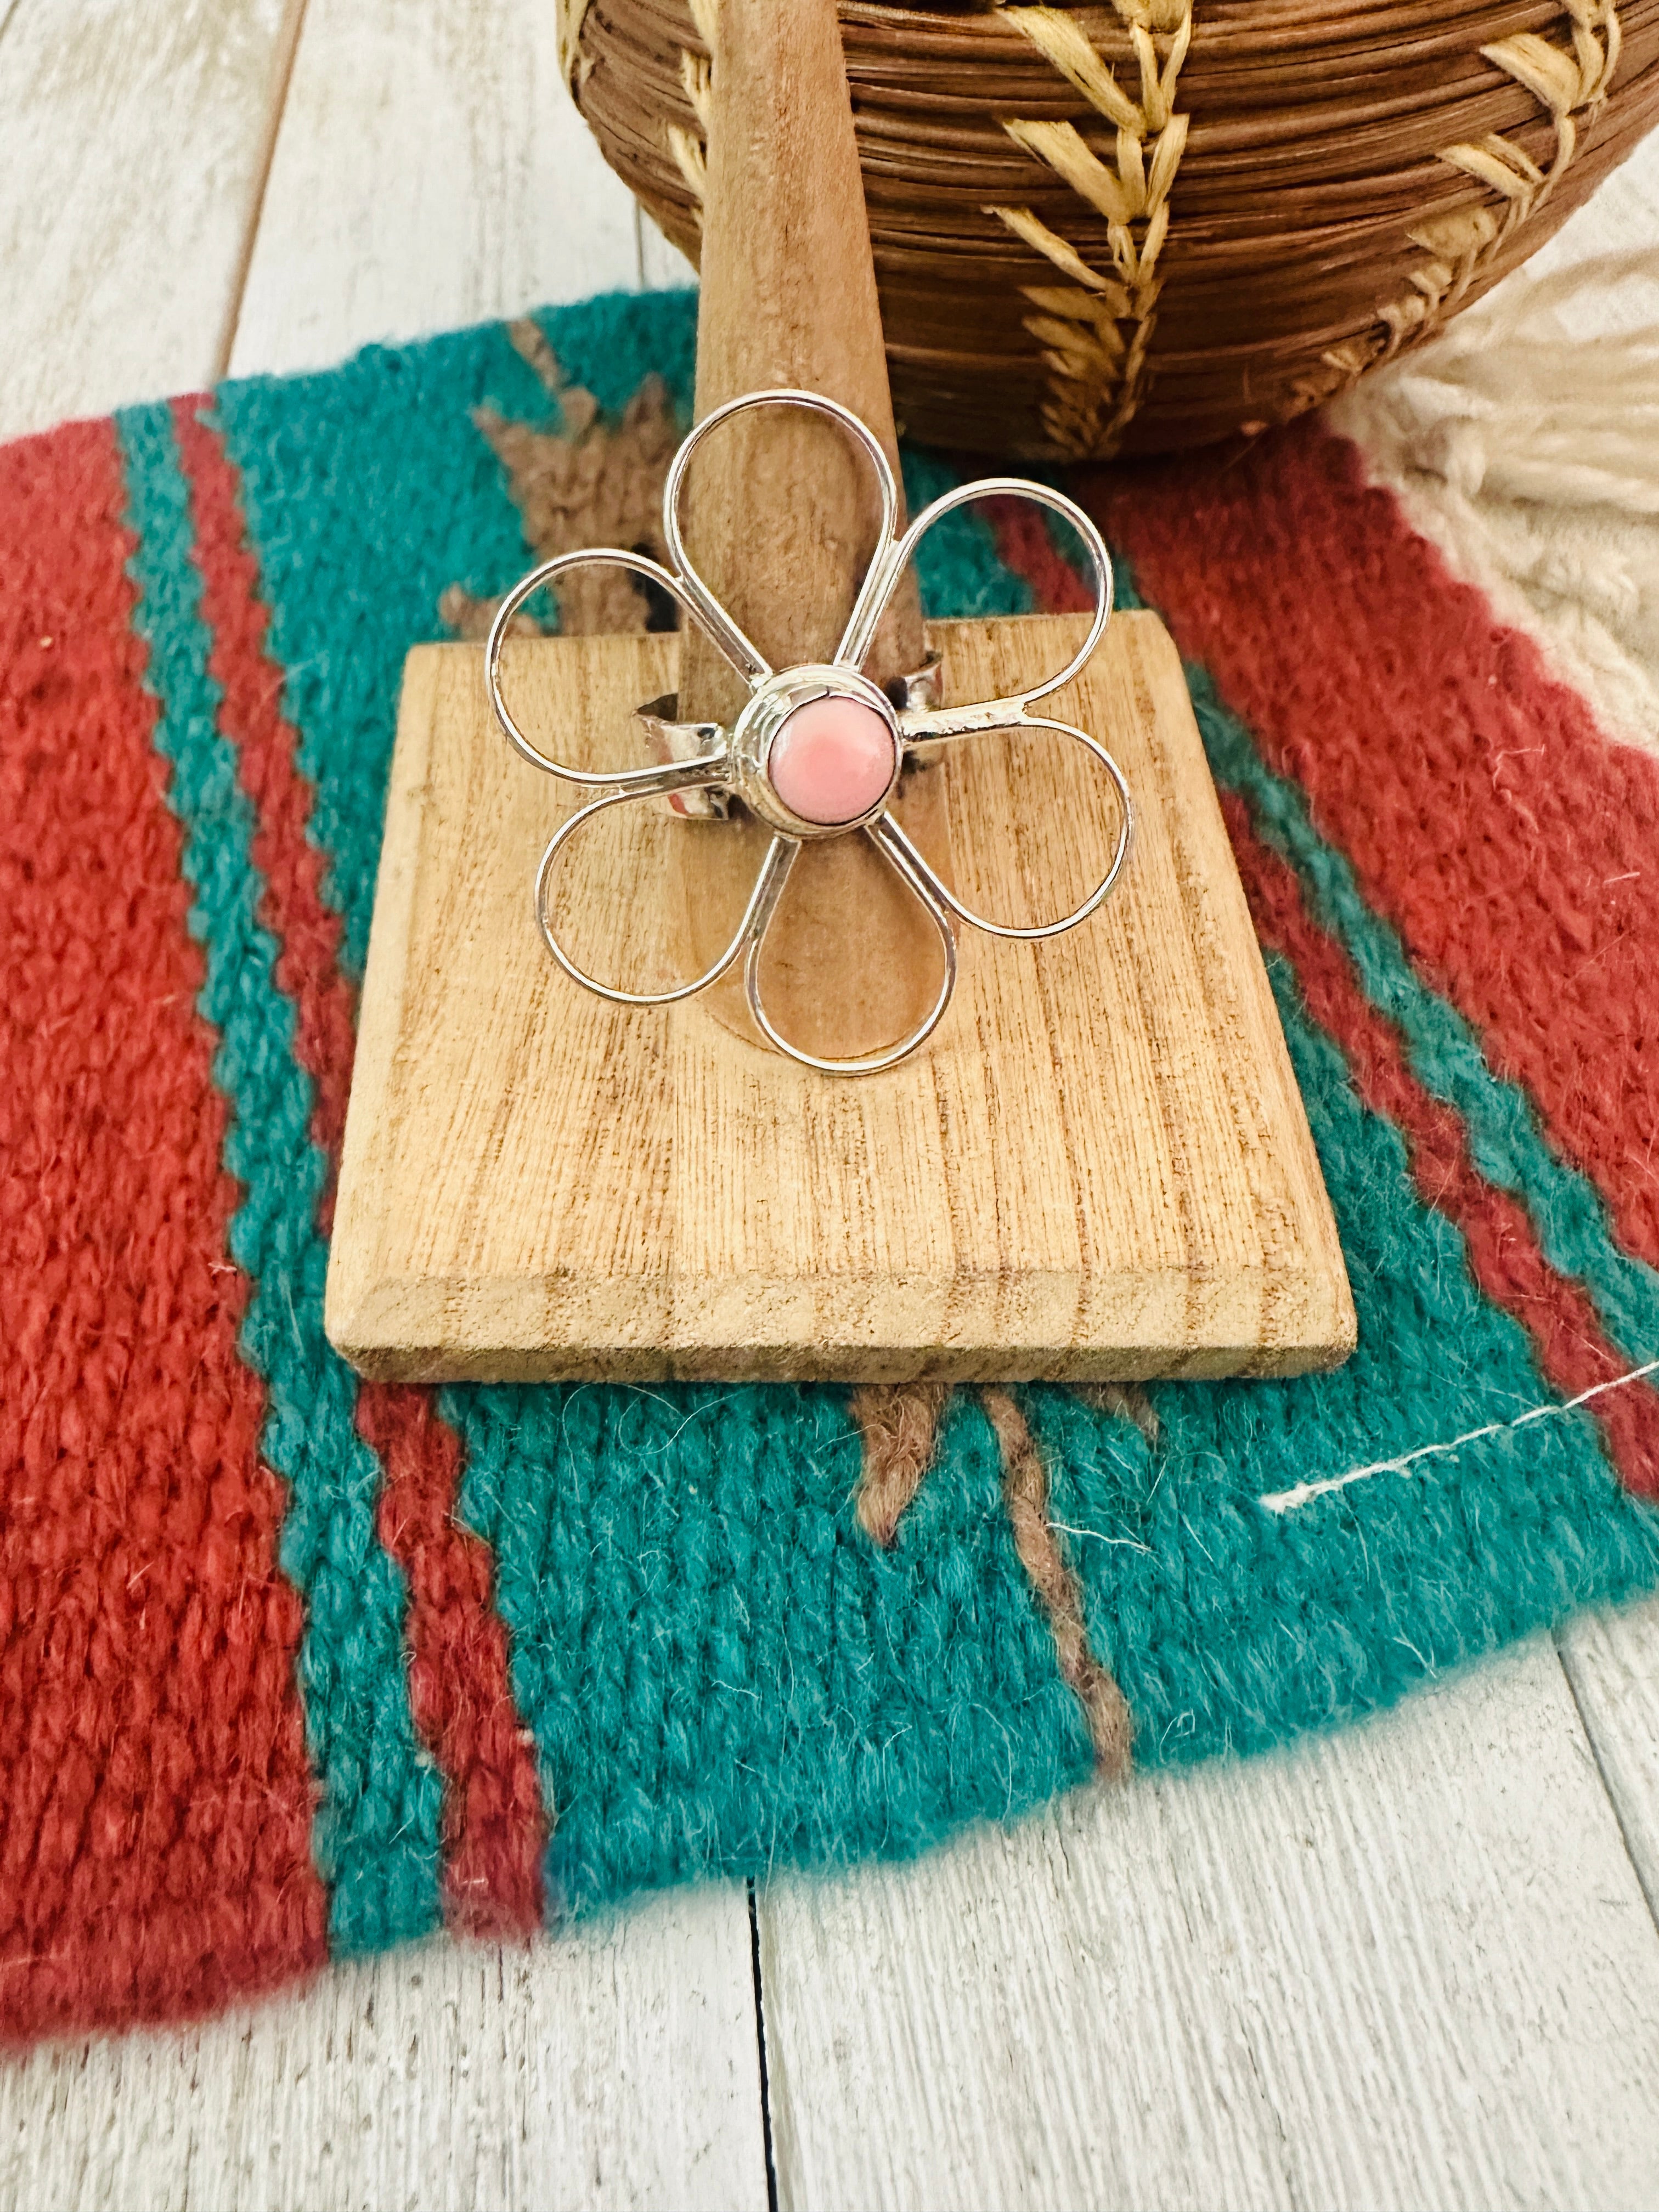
[{"left": 766, "top": 695, "right": 898, "bottom": 826}]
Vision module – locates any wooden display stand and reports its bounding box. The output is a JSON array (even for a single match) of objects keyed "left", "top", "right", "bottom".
[{"left": 324, "top": 0, "right": 1355, "bottom": 1385}]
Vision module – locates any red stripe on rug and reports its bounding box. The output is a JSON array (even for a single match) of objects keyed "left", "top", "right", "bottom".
[
  {"left": 353, "top": 1389, "right": 547, "bottom": 1938},
  {"left": 992, "top": 490, "right": 1659, "bottom": 1483},
  {"left": 0, "top": 416, "right": 328, "bottom": 2034},
  {"left": 986, "top": 495, "right": 1094, "bottom": 616},
  {"left": 1086, "top": 426, "right": 1659, "bottom": 1277},
  {"left": 174, "top": 399, "right": 548, "bottom": 1939},
  {"left": 1226, "top": 792, "right": 1659, "bottom": 1494}
]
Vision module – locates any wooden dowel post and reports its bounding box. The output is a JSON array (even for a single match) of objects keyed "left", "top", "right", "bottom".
[{"left": 669, "top": 0, "right": 951, "bottom": 1062}]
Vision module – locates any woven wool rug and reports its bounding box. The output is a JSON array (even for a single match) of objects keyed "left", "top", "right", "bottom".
[{"left": 4, "top": 287, "right": 1659, "bottom": 2042}]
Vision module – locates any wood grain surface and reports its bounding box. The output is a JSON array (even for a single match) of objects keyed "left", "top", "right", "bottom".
[
  {"left": 1560, "top": 1598, "right": 1659, "bottom": 1914},
  {"left": 670, "top": 0, "right": 942, "bottom": 1058},
  {"left": 327, "top": 611, "right": 1355, "bottom": 1383},
  {"left": 676, "top": 0, "right": 924, "bottom": 719},
  {"left": 228, "top": 0, "right": 647, "bottom": 379}
]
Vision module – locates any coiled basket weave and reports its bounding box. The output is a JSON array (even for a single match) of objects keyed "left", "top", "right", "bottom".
[{"left": 558, "top": 0, "right": 1659, "bottom": 459}]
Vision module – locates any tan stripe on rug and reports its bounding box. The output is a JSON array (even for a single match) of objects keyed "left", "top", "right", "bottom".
[{"left": 979, "top": 1386, "right": 1133, "bottom": 1780}]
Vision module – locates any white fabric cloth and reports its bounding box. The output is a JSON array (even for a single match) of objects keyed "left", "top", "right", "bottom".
[{"left": 1331, "top": 146, "right": 1659, "bottom": 758}]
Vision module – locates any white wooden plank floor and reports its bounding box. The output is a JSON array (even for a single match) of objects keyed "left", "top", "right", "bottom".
[
  {"left": 0, "top": 0, "right": 295, "bottom": 432},
  {"left": 0, "top": 1887, "right": 769, "bottom": 2212},
  {"left": 1, "top": 2, "right": 1656, "bottom": 2204},
  {"left": 227, "top": 0, "right": 662, "bottom": 380},
  {"left": 759, "top": 1639, "right": 1659, "bottom": 2212}
]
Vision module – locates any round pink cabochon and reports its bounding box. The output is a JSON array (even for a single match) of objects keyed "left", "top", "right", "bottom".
[{"left": 766, "top": 695, "right": 897, "bottom": 826}]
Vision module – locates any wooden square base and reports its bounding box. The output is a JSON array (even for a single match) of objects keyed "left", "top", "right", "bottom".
[{"left": 326, "top": 612, "right": 1355, "bottom": 1383}]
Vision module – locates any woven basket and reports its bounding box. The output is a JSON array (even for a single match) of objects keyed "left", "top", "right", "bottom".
[{"left": 559, "top": 0, "right": 1659, "bottom": 459}]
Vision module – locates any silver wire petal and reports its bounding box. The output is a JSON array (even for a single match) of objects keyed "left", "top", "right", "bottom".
[
  {"left": 488, "top": 394, "right": 1131, "bottom": 1073},
  {"left": 743, "top": 822, "right": 959, "bottom": 1075},
  {"left": 663, "top": 389, "right": 901, "bottom": 689},
  {"left": 536, "top": 795, "right": 789, "bottom": 1007},
  {"left": 878, "top": 718, "right": 1132, "bottom": 941},
  {"left": 486, "top": 546, "right": 733, "bottom": 792},
  {"left": 846, "top": 479, "right": 1113, "bottom": 708}
]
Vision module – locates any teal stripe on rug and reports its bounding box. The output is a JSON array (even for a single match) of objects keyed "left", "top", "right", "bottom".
[
  {"left": 1186, "top": 653, "right": 1659, "bottom": 1369},
  {"left": 445, "top": 1378, "right": 1093, "bottom": 1917},
  {"left": 1024, "top": 956, "right": 1659, "bottom": 1770},
  {"left": 1087, "top": 526, "right": 1659, "bottom": 1369},
  {"left": 215, "top": 313, "right": 568, "bottom": 979},
  {"left": 116, "top": 400, "right": 443, "bottom": 1953}
]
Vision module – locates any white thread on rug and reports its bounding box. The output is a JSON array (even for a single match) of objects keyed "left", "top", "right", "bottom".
[
  {"left": 1257, "top": 1356, "right": 1659, "bottom": 1515},
  {"left": 1051, "top": 1521, "right": 1154, "bottom": 1554}
]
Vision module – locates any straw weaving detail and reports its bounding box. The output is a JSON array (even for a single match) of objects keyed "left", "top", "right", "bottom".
[
  {"left": 666, "top": 0, "right": 716, "bottom": 214},
  {"left": 1293, "top": 1, "right": 1624, "bottom": 414},
  {"left": 988, "top": 1, "right": 1195, "bottom": 460},
  {"left": 565, "top": 1, "right": 1659, "bottom": 458},
  {"left": 556, "top": 0, "right": 591, "bottom": 89}
]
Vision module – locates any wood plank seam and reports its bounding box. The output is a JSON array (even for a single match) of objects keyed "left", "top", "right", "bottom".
[
  {"left": 228, "top": 0, "right": 653, "bottom": 384},
  {"left": 211, "top": 0, "right": 313, "bottom": 380},
  {"left": 746, "top": 1880, "right": 782, "bottom": 2212},
  {"left": 1554, "top": 1629, "right": 1659, "bottom": 1927},
  {"left": 752, "top": 1638, "right": 1659, "bottom": 2212}
]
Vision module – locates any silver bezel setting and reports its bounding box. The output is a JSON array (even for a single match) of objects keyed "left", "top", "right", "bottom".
[{"left": 732, "top": 665, "right": 901, "bottom": 839}]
